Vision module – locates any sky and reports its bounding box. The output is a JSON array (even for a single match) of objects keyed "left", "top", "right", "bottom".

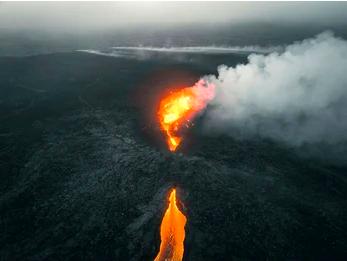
[{"left": 1, "top": 2, "right": 347, "bottom": 31}]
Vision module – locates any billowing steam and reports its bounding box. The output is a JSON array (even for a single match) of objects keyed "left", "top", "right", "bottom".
[{"left": 203, "top": 32, "right": 347, "bottom": 147}]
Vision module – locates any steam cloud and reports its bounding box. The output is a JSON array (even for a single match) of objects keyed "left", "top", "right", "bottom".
[{"left": 203, "top": 32, "right": 347, "bottom": 147}]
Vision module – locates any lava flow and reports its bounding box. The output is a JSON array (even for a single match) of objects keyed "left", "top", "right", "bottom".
[
  {"left": 154, "top": 189, "right": 187, "bottom": 261},
  {"left": 158, "top": 79, "right": 215, "bottom": 151}
]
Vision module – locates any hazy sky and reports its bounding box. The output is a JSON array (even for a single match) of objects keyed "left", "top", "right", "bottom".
[{"left": 1, "top": 2, "right": 347, "bottom": 31}]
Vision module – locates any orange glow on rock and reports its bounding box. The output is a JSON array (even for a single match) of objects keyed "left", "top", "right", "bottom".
[
  {"left": 154, "top": 189, "right": 187, "bottom": 261},
  {"left": 158, "top": 79, "right": 215, "bottom": 151}
]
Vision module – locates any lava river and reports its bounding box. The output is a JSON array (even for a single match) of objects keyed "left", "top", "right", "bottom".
[
  {"left": 154, "top": 189, "right": 187, "bottom": 261},
  {"left": 158, "top": 79, "right": 215, "bottom": 151}
]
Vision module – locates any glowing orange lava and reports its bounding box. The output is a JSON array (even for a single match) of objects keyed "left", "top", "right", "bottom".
[
  {"left": 154, "top": 189, "right": 187, "bottom": 261},
  {"left": 158, "top": 79, "right": 215, "bottom": 151}
]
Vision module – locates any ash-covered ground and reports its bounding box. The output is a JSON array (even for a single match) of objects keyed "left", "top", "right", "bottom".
[{"left": 0, "top": 51, "right": 346, "bottom": 261}]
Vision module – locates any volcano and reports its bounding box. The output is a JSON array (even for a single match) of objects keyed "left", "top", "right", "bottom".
[{"left": 0, "top": 50, "right": 346, "bottom": 261}]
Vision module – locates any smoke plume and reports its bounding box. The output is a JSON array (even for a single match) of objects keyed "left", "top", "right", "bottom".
[{"left": 203, "top": 32, "right": 347, "bottom": 147}]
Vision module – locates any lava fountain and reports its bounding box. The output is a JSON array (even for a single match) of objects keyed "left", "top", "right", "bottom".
[
  {"left": 154, "top": 189, "right": 187, "bottom": 261},
  {"left": 158, "top": 79, "right": 215, "bottom": 151}
]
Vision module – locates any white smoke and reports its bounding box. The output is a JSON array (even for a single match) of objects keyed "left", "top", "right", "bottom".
[
  {"left": 203, "top": 32, "right": 347, "bottom": 147},
  {"left": 111, "top": 46, "right": 281, "bottom": 54},
  {"left": 76, "top": 49, "right": 126, "bottom": 57},
  {"left": 76, "top": 45, "right": 281, "bottom": 60}
]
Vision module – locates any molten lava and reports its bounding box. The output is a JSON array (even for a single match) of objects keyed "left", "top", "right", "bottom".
[
  {"left": 154, "top": 189, "right": 187, "bottom": 261},
  {"left": 158, "top": 79, "right": 215, "bottom": 151}
]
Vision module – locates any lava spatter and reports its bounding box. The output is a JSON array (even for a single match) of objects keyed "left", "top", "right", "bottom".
[{"left": 158, "top": 79, "right": 215, "bottom": 151}]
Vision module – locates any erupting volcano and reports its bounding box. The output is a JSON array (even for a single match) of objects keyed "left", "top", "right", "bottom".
[
  {"left": 158, "top": 79, "right": 215, "bottom": 151},
  {"left": 154, "top": 189, "right": 187, "bottom": 261}
]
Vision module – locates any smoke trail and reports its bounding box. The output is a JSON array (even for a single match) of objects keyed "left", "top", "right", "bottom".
[
  {"left": 77, "top": 45, "right": 281, "bottom": 60},
  {"left": 111, "top": 46, "right": 281, "bottom": 54},
  {"left": 203, "top": 31, "right": 347, "bottom": 147}
]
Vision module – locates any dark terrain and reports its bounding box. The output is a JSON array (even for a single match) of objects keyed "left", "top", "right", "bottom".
[{"left": 0, "top": 51, "right": 346, "bottom": 260}]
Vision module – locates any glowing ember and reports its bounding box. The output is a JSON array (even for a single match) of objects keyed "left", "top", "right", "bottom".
[
  {"left": 154, "top": 189, "right": 187, "bottom": 261},
  {"left": 158, "top": 79, "right": 215, "bottom": 151}
]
